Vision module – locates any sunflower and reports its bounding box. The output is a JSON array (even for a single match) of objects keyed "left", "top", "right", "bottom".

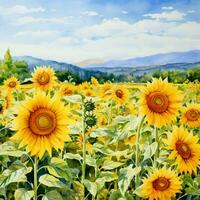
[
  {"left": 141, "top": 168, "right": 182, "bottom": 200},
  {"left": 91, "top": 77, "right": 99, "bottom": 85},
  {"left": 11, "top": 93, "right": 72, "bottom": 159},
  {"left": 180, "top": 104, "right": 200, "bottom": 128},
  {"left": 96, "top": 113, "right": 108, "bottom": 127},
  {"left": 82, "top": 89, "right": 95, "bottom": 97},
  {"left": 59, "top": 83, "right": 76, "bottom": 96},
  {"left": 139, "top": 78, "right": 183, "bottom": 127},
  {"left": 124, "top": 135, "right": 136, "bottom": 146},
  {"left": 32, "top": 66, "right": 56, "bottom": 90},
  {"left": 111, "top": 85, "right": 129, "bottom": 105},
  {"left": 4, "top": 76, "right": 20, "bottom": 91},
  {"left": 166, "top": 126, "right": 200, "bottom": 174},
  {"left": 0, "top": 92, "right": 13, "bottom": 116},
  {"left": 100, "top": 83, "right": 112, "bottom": 99},
  {"left": 80, "top": 82, "right": 91, "bottom": 90}
]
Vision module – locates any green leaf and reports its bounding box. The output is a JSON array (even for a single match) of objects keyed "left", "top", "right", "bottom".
[
  {"left": 42, "top": 191, "right": 63, "bottom": 200},
  {"left": 86, "top": 155, "right": 96, "bottom": 167},
  {"left": 84, "top": 179, "right": 97, "bottom": 197},
  {"left": 118, "top": 166, "right": 141, "bottom": 197},
  {"left": 0, "top": 150, "right": 26, "bottom": 157},
  {"left": 102, "top": 160, "right": 124, "bottom": 170},
  {"left": 64, "top": 153, "right": 82, "bottom": 162},
  {"left": 47, "top": 157, "right": 77, "bottom": 181},
  {"left": 150, "top": 142, "right": 158, "bottom": 156},
  {"left": 72, "top": 181, "right": 84, "bottom": 199},
  {"left": 109, "top": 191, "right": 122, "bottom": 200},
  {"left": 143, "top": 146, "right": 151, "bottom": 161},
  {"left": 143, "top": 142, "right": 158, "bottom": 161},
  {"left": 185, "top": 187, "right": 200, "bottom": 195},
  {"left": 14, "top": 189, "right": 34, "bottom": 200},
  {"left": 99, "top": 171, "right": 118, "bottom": 182},
  {"left": 96, "top": 171, "right": 118, "bottom": 190},
  {"left": 63, "top": 95, "right": 82, "bottom": 103},
  {"left": 96, "top": 189, "right": 109, "bottom": 200},
  {"left": 0, "top": 167, "right": 32, "bottom": 188},
  {"left": 39, "top": 174, "right": 68, "bottom": 189}
]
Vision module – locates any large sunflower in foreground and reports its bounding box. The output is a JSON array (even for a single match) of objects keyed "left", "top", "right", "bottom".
[
  {"left": 166, "top": 126, "right": 200, "bottom": 174},
  {"left": 180, "top": 104, "right": 200, "bottom": 128},
  {"left": 111, "top": 85, "right": 129, "bottom": 105},
  {"left": 32, "top": 66, "right": 56, "bottom": 90},
  {"left": 11, "top": 93, "right": 71, "bottom": 159},
  {"left": 4, "top": 76, "right": 20, "bottom": 91},
  {"left": 141, "top": 168, "right": 182, "bottom": 200},
  {"left": 139, "top": 78, "right": 183, "bottom": 127}
]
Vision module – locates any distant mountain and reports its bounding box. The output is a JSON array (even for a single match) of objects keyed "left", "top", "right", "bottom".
[
  {"left": 75, "top": 59, "right": 104, "bottom": 67},
  {"left": 87, "top": 62, "right": 200, "bottom": 76},
  {"left": 13, "top": 56, "right": 103, "bottom": 79},
  {"left": 84, "top": 50, "right": 200, "bottom": 68}
]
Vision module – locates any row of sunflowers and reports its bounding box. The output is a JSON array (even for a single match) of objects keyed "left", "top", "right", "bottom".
[{"left": 0, "top": 66, "right": 200, "bottom": 200}]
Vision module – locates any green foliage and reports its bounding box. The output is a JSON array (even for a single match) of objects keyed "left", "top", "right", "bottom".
[{"left": 0, "top": 49, "right": 30, "bottom": 83}]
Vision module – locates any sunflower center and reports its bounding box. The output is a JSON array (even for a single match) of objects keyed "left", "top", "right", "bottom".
[
  {"left": 147, "top": 92, "right": 169, "bottom": 113},
  {"left": 8, "top": 81, "right": 17, "bottom": 88},
  {"left": 115, "top": 89, "right": 124, "bottom": 99},
  {"left": 176, "top": 140, "right": 191, "bottom": 159},
  {"left": 38, "top": 73, "right": 50, "bottom": 85},
  {"left": 64, "top": 89, "right": 73, "bottom": 96},
  {"left": 153, "top": 177, "right": 170, "bottom": 191},
  {"left": 185, "top": 109, "right": 199, "bottom": 121},
  {"left": 29, "top": 108, "right": 56, "bottom": 135}
]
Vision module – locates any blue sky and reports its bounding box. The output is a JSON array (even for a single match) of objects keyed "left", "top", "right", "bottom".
[{"left": 0, "top": 0, "right": 200, "bottom": 64}]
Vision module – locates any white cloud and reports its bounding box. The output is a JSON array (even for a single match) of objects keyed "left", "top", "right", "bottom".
[
  {"left": 188, "top": 10, "right": 195, "bottom": 13},
  {"left": 0, "top": 5, "right": 45, "bottom": 15},
  {"left": 161, "top": 6, "right": 174, "bottom": 10},
  {"left": 82, "top": 11, "right": 98, "bottom": 16},
  {"left": 2, "top": 14, "right": 200, "bottom": 63},
  {"left": 144, "top": 10, "right": 186, "bottom": 21},
  {"left": 14, "top": 30, "right": 59, "bottom": 38},
  {"left": 15, "top": 16, "right": 73, "bottom": 25},
  {"left": 122, "top": 10, "right": 128, "bottom": 14}
]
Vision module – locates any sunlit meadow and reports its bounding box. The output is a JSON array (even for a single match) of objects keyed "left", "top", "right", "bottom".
[{"left": 0, "top": 64, "right": 199, "bottom": 200}]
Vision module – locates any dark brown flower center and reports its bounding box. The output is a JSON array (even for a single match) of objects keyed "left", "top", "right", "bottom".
[
  {"left": 38, "top": 73, "right": 50, "bottom": 85},
  {"left": 153, "top": 177, "right": 170, "bottom": 191},
  {"left": 185, "top": 109, "right": 199, "bottom": 121},
  {"left": 176, "top": 140, "right": 191, "bottom": 159},
  {"left": 64, "top": 88, "right": 73, "bottom": 96},
  {"left": 29, "top": 108, "right": 56, "bottom": 135},
  {"left": 147, "top": 92, "right": 169, "bottom": 113},
  {"left": 8, "top": 81, "right": 17, "bottom": 88},
  {"left": 115, "top": 89, "right": 124, "bottom": 99}
]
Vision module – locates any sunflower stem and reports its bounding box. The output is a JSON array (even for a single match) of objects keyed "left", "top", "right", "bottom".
[
  {"left": 33, "top": 156, "right": 38, "bottom": 200},
  {"left": 135, "top": 116, "right": 145, "bottom": 199},
  {"left": 81, "top": 100, "right": 86, "bottom": 196},
  {"left": 108, "top": 99, "right": 113, "bottom": 125},
  {"left": 154, "top": 126, "right": 159, "bottom": 168}
]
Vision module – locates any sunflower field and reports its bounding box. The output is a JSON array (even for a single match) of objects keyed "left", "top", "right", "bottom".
[{"left": 0, "top": 66, "right": 200, "bottom": 200}]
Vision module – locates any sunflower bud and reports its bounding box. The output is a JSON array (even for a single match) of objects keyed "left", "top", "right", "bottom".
[
  {"left": 84, "top": 99, "right": 95, "bottom": 112},
  {"left": 85, "top": 114, "right": 97, "bottom": 127}
]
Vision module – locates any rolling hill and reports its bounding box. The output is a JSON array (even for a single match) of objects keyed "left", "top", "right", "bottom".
[
  {"left": 13, "top": 56, "right": 103, "bottom": 79},
  {"left": 13, "top": 50, "right": 200, "bottom": 77},
  {"left": 84, "top": 50, "right": 200, "bottom": 68}
]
